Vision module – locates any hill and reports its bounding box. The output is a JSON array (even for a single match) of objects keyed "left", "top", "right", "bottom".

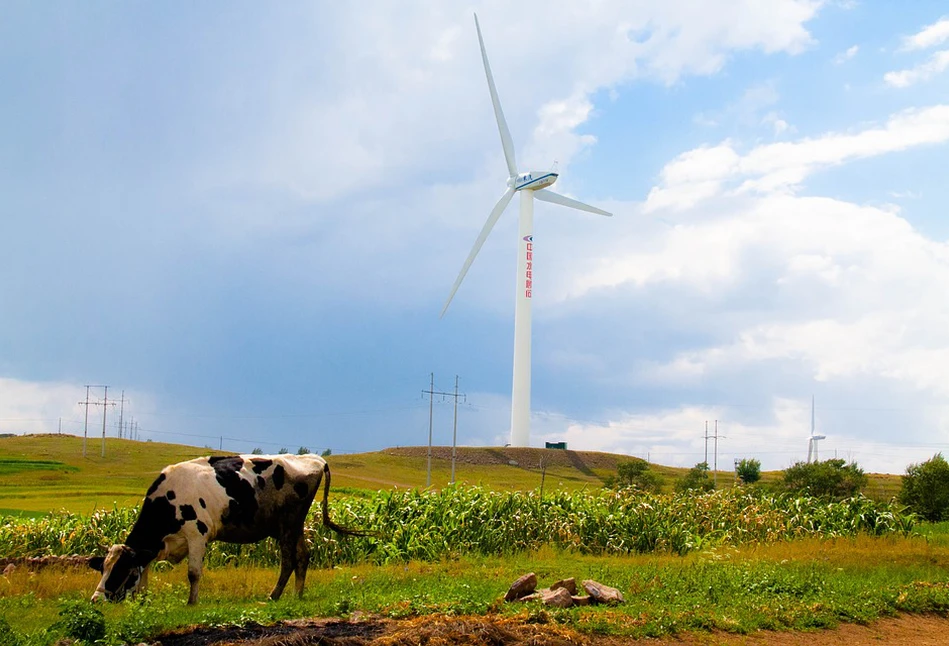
[{"left": 0, "top": 434, "right": 903, "bottom": 515}]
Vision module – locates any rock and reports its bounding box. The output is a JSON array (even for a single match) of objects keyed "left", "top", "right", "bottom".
[
  {"left": 540, "top": 587, "right": 573, "bottom": 608},
  {"left": 516, "top": 588, "right": 575, "bottom": 608},
  {"left": 505, "top": 572, "right": 537, "bottom": 601},
  {"left": 550, "top": 577, "right": 577, "bottom": 595},
  {"left": 582, "top": 579, "right": 625, "bottom": 604},
  {"left": 571, "top": 595, "right": 592, "bottom": 606}
]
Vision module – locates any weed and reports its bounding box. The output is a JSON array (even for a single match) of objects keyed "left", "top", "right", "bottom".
[{"left": 54, "top": 599, "right": 105, "bottom": 643}]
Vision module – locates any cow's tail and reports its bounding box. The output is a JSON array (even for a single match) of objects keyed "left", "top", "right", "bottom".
[{"left": 320, "top": 463, "right": 372, "bottom": 537}]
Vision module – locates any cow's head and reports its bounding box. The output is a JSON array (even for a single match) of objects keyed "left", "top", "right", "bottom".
[{"left": 88, "top": 545, "right": 152, "bottom": 602}]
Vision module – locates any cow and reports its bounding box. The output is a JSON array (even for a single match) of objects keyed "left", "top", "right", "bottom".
[{"left": 88, "top": 453, "right": 363, "bottom": 604}]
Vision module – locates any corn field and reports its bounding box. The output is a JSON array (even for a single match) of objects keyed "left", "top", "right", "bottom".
[{"left": 0, "top": 487, "right": 914, "bottom": 568}]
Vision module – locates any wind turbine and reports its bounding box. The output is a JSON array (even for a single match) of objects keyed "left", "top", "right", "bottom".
[
  {"left": 807, "top": 395, "right": 826, "bottom": 463},
  {"left": 440, "top": 14, "right": 612, "bottom": 448}
]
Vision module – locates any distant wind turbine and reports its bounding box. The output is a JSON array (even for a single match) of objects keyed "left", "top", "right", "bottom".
[
  {"left": 807, "top": 395, "right": 826, "bottom": 463},
  {"left": 440, "top": 14, "right": 612, "bottom": 448}
]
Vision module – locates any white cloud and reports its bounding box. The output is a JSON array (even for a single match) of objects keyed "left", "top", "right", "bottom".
[
  {"left": 534, "top": 399, "right": 945, "bottom": 473},
  {"left": 833, "top": 44, "right": 859, "bottom": 64},
  {"left": 899, "top": 17, "right": 949, "bottom": 51},
  {"left": 884, "top": 50, "right": 949, "bottom": 87},
  {"left": 644, "top": 105, "right": 949, "bottom": 211},
  {"left": 0, "top": 378, "right": 155, "bottom": 438},
  {"left": 202, "top": 1, "right": 822, "bottom": 207}
]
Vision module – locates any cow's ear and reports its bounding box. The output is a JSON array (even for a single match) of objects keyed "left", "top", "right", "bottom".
[
  {"left": 88, "top": 556, "right": 105, "bottom": 572},
  {"left": 131, "top": 549, "right": 155, "bottom": 567}
]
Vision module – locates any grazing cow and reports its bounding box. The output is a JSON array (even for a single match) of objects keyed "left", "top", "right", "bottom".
[{"left": 89, "top": 454, "right": 362, "bottom": 604}]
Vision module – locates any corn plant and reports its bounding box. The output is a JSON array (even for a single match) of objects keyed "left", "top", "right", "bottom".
[{"left": 0, "top": 487, "right": 914, "bottom": 568}]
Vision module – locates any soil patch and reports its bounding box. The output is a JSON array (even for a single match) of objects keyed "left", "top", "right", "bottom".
[{"left": 151, "top": 613, "right": 949, "bottom": 646}]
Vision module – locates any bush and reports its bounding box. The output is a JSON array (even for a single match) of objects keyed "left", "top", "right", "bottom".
[
  {"left": 604, "top": 460, "right": 663, "bottom": 493},
  {"left": 736, "top": 458, "right": 762, "bottom": 484},
  {"left": 676, "top": 462, "right": 714, "bottom": 493},
  {"left": 297, "top": 446, "right": 311, "bottom": 455},
  {"left": 321, "top": 448, "right": 333, "bottom": 457},
  {"left": 899, "top": 453, "right": 949, "bottom": 521},
  {"left": 781, "top": 459, "right": 867, "bottom": 499},
  {"left": 56, "top": 600, "right": 106, "bottom": 643},
  {"left": 0, "top": 617, "right": 22, "bottom": 646},
  {"left": 251, "top": 447, "right": 264, "bottom": 455}
]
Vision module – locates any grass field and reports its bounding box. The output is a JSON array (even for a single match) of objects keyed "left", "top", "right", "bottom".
[
  {"left": 0, "top": 434, "right": 905, "bottom": 515},
  {"left": 0, "top": 434, "right": 937, "bottom": 645},
  {"left": 2, "top": 533, "right": 949, "bottom": 643}
]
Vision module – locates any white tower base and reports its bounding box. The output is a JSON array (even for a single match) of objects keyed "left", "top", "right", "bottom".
[{"left": 510, "top": 190, "right": 534, "bottom": 447}]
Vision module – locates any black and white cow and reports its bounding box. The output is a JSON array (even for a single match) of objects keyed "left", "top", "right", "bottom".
[{"left": 89, "top": 453, "right": 362, "bottom": 604}]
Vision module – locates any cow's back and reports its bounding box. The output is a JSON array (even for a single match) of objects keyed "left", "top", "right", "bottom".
[{"left": 130, "top": 454, "right": 328, "bottom": 557}]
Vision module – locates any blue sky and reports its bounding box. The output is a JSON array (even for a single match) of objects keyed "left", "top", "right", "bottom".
[{"left": 2, "top": 1, "right": 948, "bottom": 474}]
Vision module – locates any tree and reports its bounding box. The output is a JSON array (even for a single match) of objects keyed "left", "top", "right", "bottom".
[
  {"left": 675, "top": 462, "right": 714, "bottom": 493},
  {"left": 297, "top": 446, "right": 311, "bottom": 455},
  {"left": 604, "top": 460, "right": 663, "bottom": 493},
  {"left": 278, "top": 448, "right": 289, "bottom": 455},
  {"left": 321, "top": 448, "right": 333, "bottom": 457},
  {"left": 736, "top": 458, "right": 761, "bottom": 484},
  {"left": 781, "top": 459, "right": 866, "bottom": 499},
  {"left": 899, "top": 453, "right": 949, "bottom": 521},
  {"left": 251, "top": 447, "right": 264, "bottom": 455}
]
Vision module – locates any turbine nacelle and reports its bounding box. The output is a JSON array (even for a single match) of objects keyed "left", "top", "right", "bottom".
[{"left": 510, "top": 171, "right": 559, "bottom": 191}]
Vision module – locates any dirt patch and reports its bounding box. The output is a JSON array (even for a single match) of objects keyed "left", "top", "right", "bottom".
[{"left": 150, "top": 613, "right": 949, "bottom": 646}]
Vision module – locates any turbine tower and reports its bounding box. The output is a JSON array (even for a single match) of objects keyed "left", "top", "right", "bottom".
[
  {"left": 440, "top": 14, "right": 612, "bottom": 448},
  {"left": 807, "top": 395, "right": 826, "bottom": 462}
]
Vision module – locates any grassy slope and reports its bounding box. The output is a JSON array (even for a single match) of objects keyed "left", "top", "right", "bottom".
[{"left": 0, "top": 434, "right": 904, "bottom": 514}]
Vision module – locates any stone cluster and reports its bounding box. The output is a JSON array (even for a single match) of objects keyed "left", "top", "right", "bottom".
[{"left": 504, "top": 572, "right": 625, "bottom": 608}]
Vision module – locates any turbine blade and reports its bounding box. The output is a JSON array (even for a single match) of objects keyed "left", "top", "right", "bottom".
[
  {"left": 474, "top": 14, "right": 517, "bottom": 178},
  {"left": 534, "top": 189, "right": 612, "bottom": 216},
  {"left": 440, "top": 187, "right": 516, "bottom": 317}
]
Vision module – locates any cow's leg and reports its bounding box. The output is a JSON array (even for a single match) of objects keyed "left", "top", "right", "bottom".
[
  {"left": 186, "top": 542, "right": 206, "bottom": 605},
  {"left": 137, "top": 567, "right": 150, "bottom": 597},
  {"left": 293, "top": 532, "right": 310, "bottom": 598},
  {"left": 270, "top": 532, "right": 297, "bottom": 601}
]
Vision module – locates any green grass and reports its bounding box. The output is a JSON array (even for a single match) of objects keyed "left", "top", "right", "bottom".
[
  {"left": 0, "top": 435, "right": 906, "bottom": 516},
  {"left": 0, "top": 434, "right": 933, "bottom": 644},
  {"left": 1, "top": 536, "right": 948, "bottom": 644}
]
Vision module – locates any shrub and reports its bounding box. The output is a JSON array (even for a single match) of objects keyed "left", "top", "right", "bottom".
[
  {"left": 781, "top": 459, "right": 867, "bottom": 500},
  {"left": 899, "top": 453, "right": 949, "bottom": 522},
  {"left": 605, "top": 460, "right": 663, "bottom": 493},
  {"left": 56, "top": 600, "right": 106, "bottom": 643},
  {"left": 736, "top": 458, "right": 762, "bottom": 484},
  {"left": 676, "top": 462, "right": 714, "bottom": 493},
  {"left": 0, "top": 617, "right": 22, "bottom": 646}
]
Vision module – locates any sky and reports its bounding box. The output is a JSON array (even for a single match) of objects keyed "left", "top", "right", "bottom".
[{"left": 2, "top": 1, "right": 948, "bottom": 475}]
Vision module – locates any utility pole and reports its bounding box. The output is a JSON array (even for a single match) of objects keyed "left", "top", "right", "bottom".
[
  {"left": 712, "top": 420, "right": 726, "bottom": 488},
  {"left": 704, "top": 420, "right": 710, "bottom": 466},
  {"left": 450, "top": 375, "right": 466, "bottom": 484},
  {"left": 422, "top": 374, "right": 466, "bottom": 487},
  {"left": 89, "top": 386, "right": 116, "bottom": 458},
  {"left": 117, "top": 391, "right": 125, "bottom": 440},
  {"left": 425, "top": 373, "right": 434, "bottom": 487},
  {"left": 79, "top": 385, "right": 105, "bottom": 458}
]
